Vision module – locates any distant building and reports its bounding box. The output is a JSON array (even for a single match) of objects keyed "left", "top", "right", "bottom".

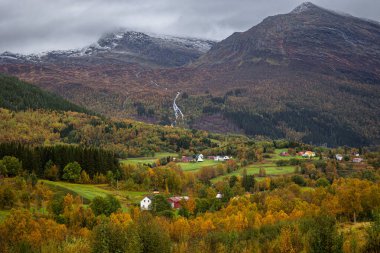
[
  {"left": 140, "top": 197, "right": 152, "bottom": 210},
  {"left": 302, "top": 151, "right": 316, "bottom": 158},
  {"left": 352, "top": 158, "right": 363, "bottom": 163},
  {"left": 335, "top": 154, "right": 343, "bottom": 161},
  {"left": 167, "top": 196, "right": 189, "bottom": 209},
  {"left": 181, "top": 156, "right": 192, "bottom": 163},
  {"left": 214, "top": 156, "right": 224, "bottom": 161},
  {"left": 195, "top": 154, "right": 204, "bottom": 162},
  {"left": 280, "top": 152, "right": 290, "bottom": 157},
  {"left": 216, "top": 193, "right": 223, "bottom": 199},
  {"left": 214, "top": 155, "right": 230, "bottom": 161}
]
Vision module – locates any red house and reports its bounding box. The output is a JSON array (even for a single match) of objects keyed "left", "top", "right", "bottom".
[{"left": 167, "top": 196, "right": 189, "bottom": 209}]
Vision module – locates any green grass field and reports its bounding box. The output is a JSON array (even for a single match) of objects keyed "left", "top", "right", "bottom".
[
  {"left": 211, "top": 149, "right": 301, "bottom": 183},
  {"left": 121, "top": 152, "right": 221, "bottom": 172},
  {"left": 266, "top": 148, "right": 317, "bottom": 161},
  {"left": 0, "top": 210, "right": 10, "bottom": 223},
  {"left": 178, "top": 160, "right": 220, "bottom": 171},
  {"left": 121, "top": 152, "right": 178, "bottom": 165},
  {"left": 42, "top": 180, "right": 148, "bottom": 207},
  {"left": 211, "top": 165, "right": 296, "bottom": 183}
]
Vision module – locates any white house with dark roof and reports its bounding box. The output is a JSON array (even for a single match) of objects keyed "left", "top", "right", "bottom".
[{"left": 140, "top": 196, "right": 152, "bottom": 210}]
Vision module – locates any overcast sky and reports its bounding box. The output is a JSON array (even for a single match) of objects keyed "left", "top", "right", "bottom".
[{"left": 0, "top": 0, "right": 379, "bottom": 54}]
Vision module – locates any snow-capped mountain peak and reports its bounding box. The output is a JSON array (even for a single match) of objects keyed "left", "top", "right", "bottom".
[
  {"left": 291, "top": 2, "right": 317, "bottom": 14},
  {"left": 0, "top": 30, "right": 217, "bottom": 67}
]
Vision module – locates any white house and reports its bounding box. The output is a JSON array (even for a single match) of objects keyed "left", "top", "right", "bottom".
[
  {"left": 352, "top": 158, "right": 363, "bottom": 163},
  {"left": 216, "top": 193, "right": 223, "bottom": 199},
  {"left": 335, "top": 154, "right": 343, "bottom": 161},
  {"left": 214, "top": 156, "right": 223, "bottom": 161},
  {"left": 196, "top": 154, "right": 204, "bottom": 162},
  {"left": 214, "top": 156, "right": 230, "bottom": 162},
  {"left": 140, "top": 197, "right": 152, "bottom": 210}
]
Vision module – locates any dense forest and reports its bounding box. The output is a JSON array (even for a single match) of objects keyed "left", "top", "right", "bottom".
[
  {"left": 0, "top": 74, "right": 90, "bottom": 114},
  {"left": 0, "top": 143, "right": 120, "bottom": 178},
  {"left": 0, "top": 108, "right": 234, "bottom": 157}
]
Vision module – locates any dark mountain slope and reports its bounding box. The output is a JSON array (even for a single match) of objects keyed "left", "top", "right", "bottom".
[
  {"left": 0, "top": 74, "right": 90, "bottom": 113},
  {"left": 196, "top": 2, "right": 380, "bottom": 83}
]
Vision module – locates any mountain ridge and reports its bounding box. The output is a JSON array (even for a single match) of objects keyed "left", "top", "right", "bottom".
[
  {"left": 0, "top": 31, "right": 217, "bottom": 68},
  {"left": 0, "top": 2, "right": 379, "bottom": 146}
]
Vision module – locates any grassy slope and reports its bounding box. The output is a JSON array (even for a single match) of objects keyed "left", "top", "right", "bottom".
[
  {"left": 0, "top": 210, "right": 10, "bottom": 223},
  {"left": 42, "top": 180, "right": 148, "bottom": 207},
  {"left": 122, "top": 153, "right": 222, "bottom": 172},
  {"left": 178, "top": 160, "right": 220, "bottom": 171},
  {"left": 211, "top": 149, "right": 305, "bottom": 183},
  {"left": 121, "top": 152, "right": 178, "bottom": 165}
]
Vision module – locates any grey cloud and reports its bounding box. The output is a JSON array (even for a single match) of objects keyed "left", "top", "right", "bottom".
[{"left": 0, "top": 0, "right": 378, "bottom": 53}]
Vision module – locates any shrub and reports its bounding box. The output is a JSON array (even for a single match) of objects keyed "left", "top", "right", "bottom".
[
  {"left": 276, "top": 160, "right": 290, "bottom": 167},
  {"left": 90, "top": 195, "right": 121, "bottom": 216},
  {"left": 291, "top": 175, "right": 306, "bottom": 186},
  {"left": 316, "top": 178, "right": 330, "bottom": 187},
  {"left": 1, "top": 156, "right": 22, "bottom": 176},
  {"left": 62, "top": 162, "right": 82, "bottom": 182}
]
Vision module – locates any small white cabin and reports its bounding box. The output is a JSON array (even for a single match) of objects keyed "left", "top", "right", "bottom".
[
  {"left": 196, "top": 154, "right": 204, "bottom": 162},
  {"left": 140, "top": 197, "right": 152, "bottom": 210},
  {"left": 214, "top": 156, "right": 228, "bottom": 162}
]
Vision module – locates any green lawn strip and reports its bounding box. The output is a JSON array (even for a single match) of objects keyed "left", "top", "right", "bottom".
[
  {"left": 42, "top": 180, "right": 110, "bottom": 202},
  {"left": 97, "top": 186, "right": 149, "bottom": 205},
  {"left": 0, "top": 210, "right": 11, "bottom": 223},
  {"left": 210, "top": 164, "right": 296, "bottom": 183},
  {"left": 154, "top": 152, "right": 178, "bottom": 158},
  {"left": 121, "top": 158, "right": 157, "bottom": 165},
  {"left": 265, "top": 148, "right": 318, "bottom": 161},
  {"left": 301, "top": 187, "right": 314, "bottom": 192},
  {"left": 246, "top": 165, "right": 296, "bottom": 175},
  {"left": 121, "top": 152, "right": 179, "bottom": 165},
  {"left": 42, "top": 180, "right": 148, "bottom": 209},
  {"left": 178, "top": 160, "right": 220, "bottom": 171}
]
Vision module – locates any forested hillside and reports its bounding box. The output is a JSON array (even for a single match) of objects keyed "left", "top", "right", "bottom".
[
  {"left": 0, "top": 74, "right": 90, "bottom": 113},
  {"left": 0, "top": 108, "right": 232, "bottom": 157}
]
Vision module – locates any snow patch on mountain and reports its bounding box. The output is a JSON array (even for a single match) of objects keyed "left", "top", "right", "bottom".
[
  {"left": 291, "top": 2, "right": 380, "bottom": 26},
  {"left": 291, "top": 2, "right": 316, "bottom": 13},
  {"left": 147, "top": 32, "right": 216, "bottom": 53}
]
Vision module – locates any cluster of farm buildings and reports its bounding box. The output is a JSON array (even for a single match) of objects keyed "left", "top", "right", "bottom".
[
  {"left": 178, "top": 154, "right": 231, "bottom": 163},
  {"left": 140, "top": 193, "right": 223, "bottom": 211},
  {"left": 280, "top": 150, "right": 364, "bottom": 163}
]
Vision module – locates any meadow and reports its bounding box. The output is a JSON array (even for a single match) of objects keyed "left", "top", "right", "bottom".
[{"left": 42, "top": 180, "right": 148, "bottom": 208}]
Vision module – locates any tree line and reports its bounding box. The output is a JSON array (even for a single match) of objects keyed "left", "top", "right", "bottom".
[{"left": 0, "top": 143, "right": 119, "bottom": 178}]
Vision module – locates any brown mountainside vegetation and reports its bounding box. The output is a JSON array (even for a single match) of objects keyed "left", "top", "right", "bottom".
[{"left": 1, "top": 3, "right": 379, "bottom": 146}]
